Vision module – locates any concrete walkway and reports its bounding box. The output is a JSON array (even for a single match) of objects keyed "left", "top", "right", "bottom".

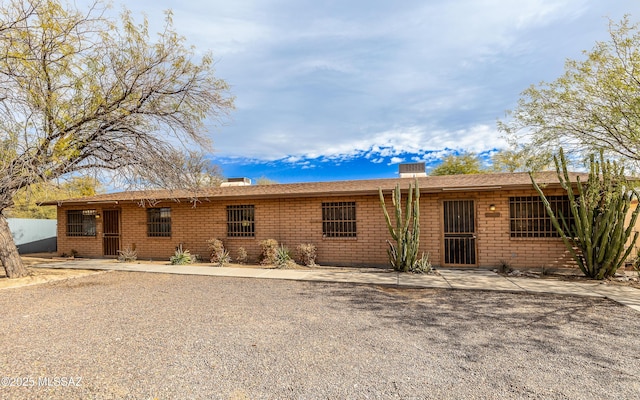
[{"left": 33, "top": 259, "right": 640, "bottom": 312}]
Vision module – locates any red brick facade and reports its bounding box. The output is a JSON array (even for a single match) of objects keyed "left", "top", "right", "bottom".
[{"left": 55, "top": 186, "right": 577, "bottom": 269}]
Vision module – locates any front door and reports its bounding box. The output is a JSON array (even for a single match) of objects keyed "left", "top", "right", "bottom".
[
  {"left": 443, "top": 200, "right": 477, "bottom": 266},
  {"left": 103, "top": 209, "right": 120, "bottom": 256}
]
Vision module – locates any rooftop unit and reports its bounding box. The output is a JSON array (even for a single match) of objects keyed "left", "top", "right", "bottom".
[
  {"left": 221, "top": 177, "right": 252, "bottom": 187},
  {"left": 399, "top": 162, "right": 427, "bottom": 178}
]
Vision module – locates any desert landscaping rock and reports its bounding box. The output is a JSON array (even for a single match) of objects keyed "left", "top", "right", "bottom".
[{"left": 0, "top": 271, "right": 638, "bottom": 399}]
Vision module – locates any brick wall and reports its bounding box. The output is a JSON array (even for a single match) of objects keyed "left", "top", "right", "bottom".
[{"left": 56, "top": 188, "right": 587, "bottom": 268}]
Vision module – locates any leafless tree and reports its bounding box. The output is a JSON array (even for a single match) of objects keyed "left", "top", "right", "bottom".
[
  {"left": 0, "top": 0, "right": 234, "bottom": 278},
  {"left": 121, "top": 150, "right": 224, "bottom": 206}
]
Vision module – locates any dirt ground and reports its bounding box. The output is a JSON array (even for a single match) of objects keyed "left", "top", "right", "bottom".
[
  {"left": 0, "top": 254, "right": 100, "bottom": 290},
  {"left": 0, "top": 272, "right": 638, "bottom": 399}
]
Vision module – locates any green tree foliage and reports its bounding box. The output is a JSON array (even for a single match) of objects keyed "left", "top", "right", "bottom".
[
  {"left": 429, "top": 152, "right": 484, "bottom": 176},
  {"left": 530, "top": 149, "right": 640, "bottom": 279},
  {"left": 0, "top": 0, "right": 234, "bottom": 278},
  {"left": 6, "top": 177, "right": 103, "bottom": 219},
  {"left": 500, "top": 16, "right": 640, "bottom": 167},
  {"left": 378, "top": 181, "right": 421, "bottom": 272}
]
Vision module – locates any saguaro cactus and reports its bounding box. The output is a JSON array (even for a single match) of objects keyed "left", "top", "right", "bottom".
[
  {"left": 530, "top": 149, "right": 640, "bottom": 279},
  {"left": 378, "top": 180, "right": 420, "bottom": 272}
]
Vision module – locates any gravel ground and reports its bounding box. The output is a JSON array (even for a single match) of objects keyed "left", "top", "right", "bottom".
[{"left": 0, "top": 271, "right": 638, "bottom": 400}]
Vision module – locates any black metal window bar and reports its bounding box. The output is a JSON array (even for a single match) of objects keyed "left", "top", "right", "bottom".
[
  {"left": 509, "top": 196, "right": 573, "bottom": 238},
  {"left": 322, "top": 202, "right": 357, "bottom": 238},
  {"left": 147, "top": 207, "right": 171, "bottom": 237},
  {"left": 66, "top": 209, "right": 97, "bottom": 237},
  {"left": 227, "top": 205, "right": 255, "bottom": 237}
]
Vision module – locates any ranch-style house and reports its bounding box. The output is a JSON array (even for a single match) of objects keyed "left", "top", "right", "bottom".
[{"left": 43, "top": 167, "right": 613, "bottom": 269}]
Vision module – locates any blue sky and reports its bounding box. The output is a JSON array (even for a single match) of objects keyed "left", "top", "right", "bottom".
[{"left": 94, "top": 0, "right": 639, "bottom": 183}]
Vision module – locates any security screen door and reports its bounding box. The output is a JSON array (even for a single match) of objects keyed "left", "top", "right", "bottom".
[
  {"left": 443, "top": 200, "right": 477, "bottom": 265},
  {"left": 102, "top": 210, "right": 120, "bottom": 256}
]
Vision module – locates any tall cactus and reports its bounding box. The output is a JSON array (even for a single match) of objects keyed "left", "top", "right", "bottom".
[
  {"left": 378, "top": 180, "right": 420, "bottom": 272},
  {"left": 530, "top": 149, "right": 640, "bottom": 279}
]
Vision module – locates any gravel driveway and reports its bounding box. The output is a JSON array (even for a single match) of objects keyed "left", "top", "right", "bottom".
[{"left": 0, "top": 271, "right": 638, "bottom": 399}]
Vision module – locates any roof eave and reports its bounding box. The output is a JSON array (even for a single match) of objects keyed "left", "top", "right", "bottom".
[{"left": 42, "top": 181, "right": 568, "bottom": 206}]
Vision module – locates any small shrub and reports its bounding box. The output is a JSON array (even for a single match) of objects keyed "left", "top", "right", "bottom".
[
  {"left": 259, "top": 239, "right": 279, "bottom": 265},
  {"left": 117, "top": 246, "right": 138, "bottom": 263},
  {"left": 275, "top": 245, "right": 295, "bottom": 269},
  {"left": 236, "top": 247, "right": 248, "bottom": 264},
  {"left": 411, "top": 252, "right": 432, "bottom": 274},
  {"left": 497, "top": 259, "right": 513, "bottom": 274},
  {"left": 70, "top": 249, "right": 78, "bottom": 258},
  {"left": 170, "top": 244, "right": 193, "bottom": 265},
  {"left": 216, "top": 250, "right": 231, "bottom": 267},
  {"left": 207, "top": 238, "right": 226, "bottom": 263},
  {"left": 296, "top": 243, "right": 317, "bottom": 266}
]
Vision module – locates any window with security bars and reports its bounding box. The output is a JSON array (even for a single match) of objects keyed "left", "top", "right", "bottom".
[
  {"left": 509, "top": 196, "right": 573, "bottom": 238},
  {"left": 227, "top": 205, "right": 255, "bottom": 237},
  {"left": 147, "top": 208, "right": 171, "bottom": 237},
  {"left": 322, "top": 202, "right": 357, "bottom": 238},
  {"left": 67, "top": 210, "right": 97, "bottom": 237}
]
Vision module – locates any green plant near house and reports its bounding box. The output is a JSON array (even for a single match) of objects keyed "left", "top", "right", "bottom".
[
  {"left": 378, "top": 180, "right": 421, "bottom": 272},
  {"left": 117, "top": 246, "right": 138, "bottom": 263},
  {"left": 170, "top": 244, "right": 193, "bottom": 265},
  {"left": 259, "top": 239, "right": 279, "bottom": 265},
  {"left": 275, "top": 245, "right": 293, "bottom": 268},
  {"left": 216, "top": 250, "right": 231, "bottom": 267},
  {"left": 411, "top": 252, "right": 432, "bottom": 274},
  {"left": 530, "top": 149, "right": 640, "bottom": 280}
]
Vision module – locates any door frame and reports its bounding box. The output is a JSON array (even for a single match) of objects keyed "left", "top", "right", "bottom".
[
  {"left": 102, "top": 209, "right": 121, "bottom": 257},
  {"left": 441, "top": 199, "right": 478, "bottom": 267}
]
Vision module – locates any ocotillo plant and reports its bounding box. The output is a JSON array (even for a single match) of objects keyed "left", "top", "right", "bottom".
[
  {"left": 378, "top": 180, "right": 420, "bottom": 272},
  {"left": 530, "top": 149, "right": 640, "bottom": 279}
]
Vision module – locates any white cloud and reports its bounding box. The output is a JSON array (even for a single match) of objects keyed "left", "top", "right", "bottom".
[{"left": 77, "top": 0, "right": 639, "bottom": 169}]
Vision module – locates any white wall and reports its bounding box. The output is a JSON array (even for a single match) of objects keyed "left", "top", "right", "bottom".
[{"left": 8, "top": 218, "right": 57, "bottom": 253}]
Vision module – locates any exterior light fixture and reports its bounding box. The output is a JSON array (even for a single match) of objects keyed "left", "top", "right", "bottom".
[{"left": 489, "top": 204, "right": 496, "bottom": 211}]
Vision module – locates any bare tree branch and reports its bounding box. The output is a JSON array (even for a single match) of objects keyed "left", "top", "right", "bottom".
[{"left": 0, "top": 0, "right": 234, "bottom": 277}]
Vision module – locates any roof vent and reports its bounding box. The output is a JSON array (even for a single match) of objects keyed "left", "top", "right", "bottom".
[
  {"left": 221, "top": 177, "right": 252, "bottom": 187},
  {"left": 399, "top": 162, "right": 426, "bottom": 178}
]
